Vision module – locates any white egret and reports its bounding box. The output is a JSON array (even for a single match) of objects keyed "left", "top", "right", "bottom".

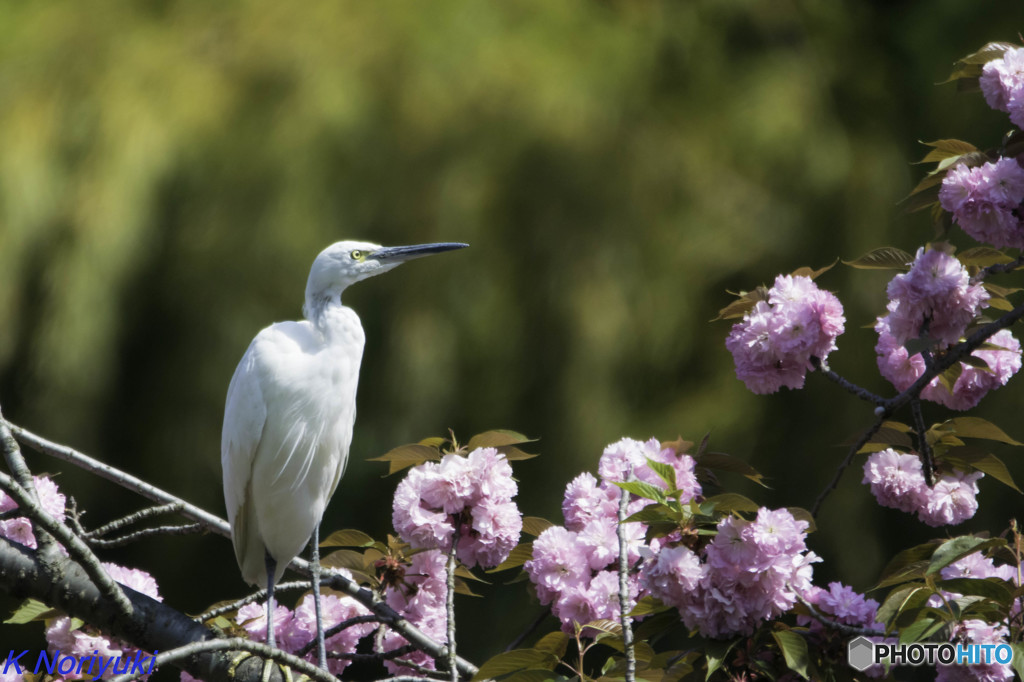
[{"left": 221, "top": 240, "right": 467, "bottom": 667}]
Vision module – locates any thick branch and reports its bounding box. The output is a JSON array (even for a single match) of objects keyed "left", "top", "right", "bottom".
[{"left": 0, "top": 538, "right": 304, "bottom": 682}]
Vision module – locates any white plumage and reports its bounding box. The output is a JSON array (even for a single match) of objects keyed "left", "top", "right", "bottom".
[{"left": 221, "top": 239, "right": 467, "bottom": 657}]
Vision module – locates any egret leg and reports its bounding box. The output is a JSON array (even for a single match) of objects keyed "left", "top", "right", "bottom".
[
  {"left": 311, "top": 523, "right": 328, "bottom": 670},
  {"left": 265, "top": 552, "right": 277, "bottom": 649}
]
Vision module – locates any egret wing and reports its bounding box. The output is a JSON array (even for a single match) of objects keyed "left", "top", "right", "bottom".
[{"left": 221, "top": 339, "right": 268, "bottom": 582}]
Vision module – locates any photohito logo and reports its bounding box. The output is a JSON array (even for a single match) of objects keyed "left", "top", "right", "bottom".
[{"left": 847, "top": 636, "right": 1014, "bottom": 671}]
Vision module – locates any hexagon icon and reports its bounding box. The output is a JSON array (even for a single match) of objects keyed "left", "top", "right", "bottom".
[{"left": 847, "top": 636, "right": 875, "bottom": 671}]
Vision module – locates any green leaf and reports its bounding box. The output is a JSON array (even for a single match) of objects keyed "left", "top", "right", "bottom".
[
  {"left": 704, "top": 638, "right": 739, "bottom": 681},
  {"left": 467, "top": 429, "right": 533, "bottom": 448},
  {"left": 471, "top": 649, "right": 559, "bottom": 681},
  {"left": 1011, "top": 643, "right": 1024, "bottom": 680},
  {"left": 786, "top": 507, "right": 816, "bottom": 533},
  {"left": 455, "top": 564, "right": 490, "bottom": 583},
  {"left": 488, "top": 542, "right": 533, "bottom": 573},
  {"left": 584, "top": 619, "right": 623, "bottom": 638},
  {"left": 772, "top": 630, "right": 809, "bottom": 680},
  {"left": 466, "top": 429, "right": 540, "bottom": 462},
  {"left": 320, "top": 529, "right": 376, "bottom": 548},
  {"left": 950, "top": 453, "right": 1021, "bottom": 493},
  {"left": 645, "top": 457, "right": 677, "bottom": 492},
  {"left": 927, "top": 537, "right": 1006, "bottom": 576},
  {"left": 454, "top": 576, "right": 482, "bottom": 597},
  {"left": 897, "top": 616, "right": 945, "bottom": 644},
  {"left": 629, "top": 595, "right": 670, "bottom": 617},
  {"left": 876, "top": 541, "right": 940, "bottom": 588},
  {"left": 522, "top": 516, "right": 554, "bottom": 537},
  {"left": 876, "top": 584, "right": 932, "bottom": 627},
  {"left": 842, "top": 247, "right": 913, "bottom": 270},
  {"left": 614, "top": 480, "right": 667, "bottom": 503},
  {"left": 988, "top": 296, "right": 1015, "bottom": 311},
  {"left": 367, "top": 443, "right": 441, "bottom": 474},
  {"left": 533, "top": 631, "right": 570, "bottom": 659},
  {"left": 867, "top": 426, "right": 915, "bottom": 449},
  {"left": 701, "top": 493, "right": 760, "bottom": 514},
  {"left": 499, "top": 670, "right": 567, "bottom": 682},
  {"left": 695, "top": 452, "right": 766, "bottom": 486},
  {"left": 712, "top": 287, "right": 769, "bottom": 321},
  {"left": 944, "top": 42, "right": 1017, "bottom": 83},
  {"left": 940, "top": 417, "right": 1022, "bottom": 445},
  {"left": 936, "top": 363, "right": 962, "bottom": 395},
  {"left": 5, "top": 598, "right": 59, "bottom": 624},
  {"left": 790, "top": 260, "right": 837, "bottom": 281},
  {"left": 625, "top": 502, "right": 680, "bottom": 524},
  {"left": 959, "top": 246, "right": 1014, "bottom": 267},
  {"left": 936, "top": 577, "right": 1014, "bottom": 606},
  {"left": 915, "top": 139, "right": 978, "bottom": 164},
  {"left": 984, "top": 282, "right": 1023, "bottom": 297}
]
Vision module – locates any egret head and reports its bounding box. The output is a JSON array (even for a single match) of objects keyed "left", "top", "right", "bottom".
[{"left": 303, "top": 240, "right": 467, "bottom": 317}]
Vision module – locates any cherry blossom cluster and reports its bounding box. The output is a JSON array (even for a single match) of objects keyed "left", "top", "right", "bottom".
[
  {"left": 526, "top": 437, "right": 701, "bottom": 633},
  {"left": 872, "top": 247, "right": 1020, "bottom": 411},
  {"left": 392, "top": 447, "right": 522, "bottom": 569},
  {"left": 882, "top": 247, "right": 989, "bottom": 348},
  {"left": 932, "top": 553, "right": 1020, "bottom": 682},
  {"left": 939, "top": 158, "right": 1024, "bottom": 249},
  {"left": 641, "top": 508, "right": 820, "bottom": 639},
  {"left": 381, "top": 549, "right": 448, "bottom": 675},
  {"left": 862, "top": 449, "right": 984, "bottom": 526},
  {"left": 798, "top": 581, "right": 881, "bottom": 633},
  {"left": 980, "top": 46, "right": 1024, "bottom": 131},
  {"left": 725, "top": 274, "right": 845, "bottom": 394},
  {"left": 230, "top": 571, "right": 375, "bottom": 677}
]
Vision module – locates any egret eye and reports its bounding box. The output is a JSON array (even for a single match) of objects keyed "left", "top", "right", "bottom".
[{"left": 350, "top": 250, "right": 364, "bottom": 261}]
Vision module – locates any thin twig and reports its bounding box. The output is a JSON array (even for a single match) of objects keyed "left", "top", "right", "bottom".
[
  {"left": 446, "top": 529, "right": 459, "bottom": 682},
  {"left": 86, "top": 523, "right": 205, "bottom": 549},
  {"left": 616, "top": 467, "right": 637, "bottom": 682},
  {"left": 197, "top": 581, "right": 311, "bottom": 622},
  {"left": 295, "top": 614, "right": 380, "bottom": 657},
  {"left": 393, "top": 656, "right": 451, "bottom": 679},
  {"left": 84, "top": 502, "right": 185, "bottom": 539},
  {"left": 812, "top": 359, "right": 885, "bottom": 405},
  {"left": 811, "top": 416, "right": 886, "bottom": 517},
  {"left": 106, "top": 637, "right": 337, "bottom": 682},
  {"left": 327, "top": 644, "right": 416, "bottom": 662},
  {"left": 910, "top": 398, "right": 935, "bottom": 487},
  {"left": 0, "top": 469, "right": 135, "bottom": 620}
]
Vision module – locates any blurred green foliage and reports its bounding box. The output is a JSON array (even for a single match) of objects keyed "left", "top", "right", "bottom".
[{"left": 2, "top": 0, "right": 1024, "bottom": 670}]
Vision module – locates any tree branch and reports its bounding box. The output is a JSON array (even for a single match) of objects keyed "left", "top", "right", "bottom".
[
  {"left": 1, "top": 418, "right": 480, "bottom": 678},
  {"left": 0, "top": 537, "right": 308, "bottom": 682}
]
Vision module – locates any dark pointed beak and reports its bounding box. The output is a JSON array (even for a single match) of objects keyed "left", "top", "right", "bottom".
[{"left": 370, "top": 242, "right": 469, "bottom": 263}]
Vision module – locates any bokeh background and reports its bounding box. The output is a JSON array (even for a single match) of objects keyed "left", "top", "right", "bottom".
[{"left": 3, "top": 0, "right": 1024, "bottom": 674}]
